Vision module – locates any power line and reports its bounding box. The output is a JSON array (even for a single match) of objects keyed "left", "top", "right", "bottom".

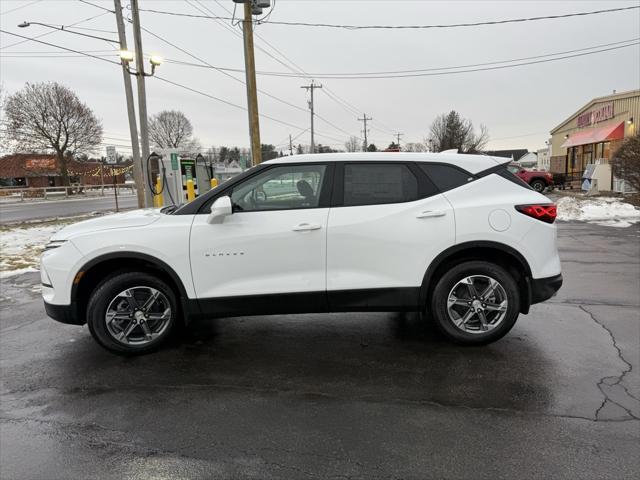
[
  {"left": 190, "top": 0, "right": 367, "bottom": 138},
  {"left": 302, "top": 42, "right": 639, "bottom": 79},
  {"left": 0, "top": 11, "right": 111, "bottom": 50},
  {"left": 0, "top": 30, "right": 121, "bottom": 65},
  {"left": 138, "top": 24, "right": 309, "bottom": 116},
  {"left": 246, "top": 38, "right": 640, "bottom": 78},
  {"left": 138, "top": 5, "right": 639, "bottom": 30},
  {"left": 0, "top": 0, "right": 43, "bottom": 15},
  {"left": 0, "top": 30, "right": 312, "bottom": 140},
  {"left": 77, "top": 0, "right": 115, "bottom": 14},
  {"left": 188, "top": 0, "right": 360, "bottom": 140},
  {"left": 170, "top": 41, "right": 633, "bottom": 80},
  {"left": 153, "top": 75, "right": 306, "bottom": 132}
]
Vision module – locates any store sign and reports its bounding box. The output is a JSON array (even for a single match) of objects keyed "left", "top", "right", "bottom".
[
  {"left": 577, "top": 102, "right": 614, "bottom": 128},
  {"left": 25, "top": 158, "right": 56, "bottom": 170}
]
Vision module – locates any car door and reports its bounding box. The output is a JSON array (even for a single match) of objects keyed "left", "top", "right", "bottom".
[
  {"left": 189, "top": 162, "right": 332, "bottom": 312},
  {"left": 326, "top": 162, "right": 455, "bottom": 310}
]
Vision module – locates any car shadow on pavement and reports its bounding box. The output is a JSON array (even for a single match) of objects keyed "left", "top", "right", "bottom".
[{"left": 37, "top": 311, "right": 554, "bottom": 417}]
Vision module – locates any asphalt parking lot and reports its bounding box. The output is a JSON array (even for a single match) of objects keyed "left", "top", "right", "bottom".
[{"left": 1, "top": 221, "right": 638, "bottom": 479}]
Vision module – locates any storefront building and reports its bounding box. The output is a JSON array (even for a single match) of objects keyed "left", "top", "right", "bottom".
[
  {"left": 549, "top": 89, "right": 639, "bottom": 191},
  {"left": 0, "top": 154, "right": 129, "bottom": 188}
]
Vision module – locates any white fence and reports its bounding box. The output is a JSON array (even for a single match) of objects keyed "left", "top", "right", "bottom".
[{"left": 0, "top": 184, "right": 136, "bottom": 203}]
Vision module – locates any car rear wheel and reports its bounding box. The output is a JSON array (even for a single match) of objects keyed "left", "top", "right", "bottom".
[
  {"left": 87, "top": 271, "right": 178, "bottom": 355},
  {"left": 430, "top": 261, "right": 520, "bottom": 345},
  {"left": 530, "top": 179, "right": 546, "bottom": 192}
]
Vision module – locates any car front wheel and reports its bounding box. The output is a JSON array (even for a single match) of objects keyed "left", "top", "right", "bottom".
[
  {"left": 430, "top": 261, "right": 520, "bottom": 345},
  {"left": 87, "top": 271, "right": 178, "bottom": 355}
]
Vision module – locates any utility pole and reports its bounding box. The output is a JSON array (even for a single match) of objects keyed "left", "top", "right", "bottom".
[
  {"left": 130, "top": 0, "right": 153, "bottom": 207},
  {"left": 242, "top": 1, "right": 262, "bottom": 166},
  {"left": 301, "top": 80, "right": 322, "bottom": 153},
  {"left": 289, "top": 134, "right": 293, "bottom": 156},
  {"left": 394, "top": 132, "right": 403, "bottom": 149},
  {"left": 358, "top": 114, "right": 372, "bottom": 151},
  {"left": 114, "top": 0, "right": 144, "bottom": 209}
]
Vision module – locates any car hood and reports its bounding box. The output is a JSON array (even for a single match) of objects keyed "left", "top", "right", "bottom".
[{"left": 51, "top": 208, "right": 163, "bottom": 241}]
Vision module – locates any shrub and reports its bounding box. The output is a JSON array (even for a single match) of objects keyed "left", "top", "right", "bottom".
[{"left": 610, "top": 135, "right": 640, "bottom": 192}]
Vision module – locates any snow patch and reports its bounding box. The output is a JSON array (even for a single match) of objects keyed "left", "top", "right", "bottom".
[
  {"left": 556, "top": 196, "right": 640, "bottom": 227},
  {"left": 0, "top": 224, "right": 64, "bottom": 276}
]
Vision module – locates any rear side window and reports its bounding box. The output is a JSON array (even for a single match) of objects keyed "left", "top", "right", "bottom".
[
  {"left": 496, "top": 167, "right": 533, "bottom": 190},
  {"left": 344, "top": 163, "right": 418, "bottom": 206},
  {"left": 419, "top": 164, "right": 473, "bottom": 192}
]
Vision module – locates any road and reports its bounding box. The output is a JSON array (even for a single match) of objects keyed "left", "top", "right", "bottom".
[
  {"left": 0, "top": 195, "right": 139, "bottom": 224},
  {"left": 1, "top": 222, "right": 638, "bottom": 479}
]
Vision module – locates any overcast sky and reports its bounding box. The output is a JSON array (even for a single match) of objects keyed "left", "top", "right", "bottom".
[{"left": 1, "top": 0, "right": 639, "bottom": 156}]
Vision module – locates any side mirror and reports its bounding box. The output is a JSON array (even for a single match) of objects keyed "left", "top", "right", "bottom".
[{"left": 207, "top": 196, "right": 232, "bottom": 224}]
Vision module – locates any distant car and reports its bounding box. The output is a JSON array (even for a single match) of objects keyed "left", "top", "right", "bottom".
[
  {"left": 507, "top": 163, "right": 553, "bottom": 193},
  {"left": 42, "top": 152, "right": 562, "bottom": 355}
]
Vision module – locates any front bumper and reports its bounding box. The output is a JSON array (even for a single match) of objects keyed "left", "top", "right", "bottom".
[
  {"left": 530, "top": 273, "right": 563, "bottom": 305},
  {"left": 44, "top": 300, "right": 83, "bottom": 325}
]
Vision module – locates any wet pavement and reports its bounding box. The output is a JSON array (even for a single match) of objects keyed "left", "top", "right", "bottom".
[{"left": 1, "top": 222, "right": 638, "bottom": 479}]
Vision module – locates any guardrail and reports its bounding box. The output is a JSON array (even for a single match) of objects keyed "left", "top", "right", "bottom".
[{"left": 0, "top": 184, "right": 136, "bottom": 203}]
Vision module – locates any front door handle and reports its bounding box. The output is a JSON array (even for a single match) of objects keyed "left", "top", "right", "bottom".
[
  {"left": 292, "top": 223, "right": 322, "bottom": 231},
  {"left": 416, "top": 210, "right": 446, "bottom": 219}
]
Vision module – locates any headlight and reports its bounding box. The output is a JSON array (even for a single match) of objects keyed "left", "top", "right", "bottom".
[{"left": 45, "top": 240, "right": 68, "bottom": 250}]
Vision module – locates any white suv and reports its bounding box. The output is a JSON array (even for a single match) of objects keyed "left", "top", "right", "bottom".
[{"left": 42, "top": 152, "right": 562, "bottom": 354}]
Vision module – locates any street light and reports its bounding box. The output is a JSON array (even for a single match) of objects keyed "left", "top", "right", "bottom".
[
  {"left": 119, "top": 50, "right": 134, "bottom": 62},
  {"left": 119, "top": 51, "right": 163, "bottom": 77},
  {"left": 18, "top": 21, "right": 119, "bottom": 44}
]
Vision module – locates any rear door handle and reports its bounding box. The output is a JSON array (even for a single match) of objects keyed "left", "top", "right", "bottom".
[
  {"left": 416, "top": 210, "right": 446, "bottom": 219},
  {"left": 292, "top": 223, "right": 322, "bottom": 231}
]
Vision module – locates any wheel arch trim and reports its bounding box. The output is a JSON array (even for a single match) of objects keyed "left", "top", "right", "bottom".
[
  {"left": 71, "top": 252, "right": 198, "bottom": 322},
  {"left": 420, "top": 241, "right": 533, "bottom": 312}
]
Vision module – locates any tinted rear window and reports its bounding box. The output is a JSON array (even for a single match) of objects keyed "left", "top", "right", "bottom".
[
  {"left": 344, "top": 163, "right": 418, "bottom": 206},
  {"left": 418, "top": 164, "right": 473, "bottom": 192},
  {"left": 496, "top": 167, "right": 533, "bottom": 190}
]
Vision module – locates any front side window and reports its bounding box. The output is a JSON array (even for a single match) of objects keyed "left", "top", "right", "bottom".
[
  {"left": 230, "top": 164, "right": 327, "bottom": 212},
  {"left": 343, "top": 163, "right": 418, "bottom": 206},
  {"left": 507, "top": 165, "right": 521, "bottom": 174}
]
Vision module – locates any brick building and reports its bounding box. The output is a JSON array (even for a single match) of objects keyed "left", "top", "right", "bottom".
[{"left": 0, "top": 154, "right": 128, "bottom": 188}]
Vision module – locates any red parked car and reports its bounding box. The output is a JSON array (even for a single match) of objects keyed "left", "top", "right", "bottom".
[{"left": 507, "top": 163, "right": 553, "bottom": 193}]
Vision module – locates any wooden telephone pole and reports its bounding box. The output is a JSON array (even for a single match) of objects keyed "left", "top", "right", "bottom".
[
  {"left": 242, "top": 1, "right": 262, "bottom": 166},
  {"left": 113, "top": 0, "right": 144, "bottom": 208},
  {"left": 358, "top": 114, "right": 372, "bottom": 151},
  {"left": 301, "top": 80, "right": 322, "bottom": 153}
]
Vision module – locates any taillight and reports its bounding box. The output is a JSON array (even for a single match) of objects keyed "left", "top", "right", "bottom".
[{"left": 515, "top": 204, "right": 557, "bottom": 224}]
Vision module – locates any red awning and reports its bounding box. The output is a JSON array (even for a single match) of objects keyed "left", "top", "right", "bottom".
[{"left": 561, "top": 122, "right": 624, "bottom": 148}]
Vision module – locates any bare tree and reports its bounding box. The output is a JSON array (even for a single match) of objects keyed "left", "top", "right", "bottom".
[
  {"left": 611, "top": 135, "right": 640, "bottom": 192},
  {"left": 5, "top": 82, "right": 103, "bottom": 185},
  {"left": 427, "top": 111, "right": 489, "bottom": 153},
  {"left": 344, "top": 135, "right": 360, "bottom": 152},
  {"left": 403, "top": 142, "right": 427, "bottom": 152},
  {"left": 148, "top": 110, "right": 194, "bottom": 150}
]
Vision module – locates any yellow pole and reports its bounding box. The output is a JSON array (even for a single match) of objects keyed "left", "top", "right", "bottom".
[
  {"left": 153, "top": 176, "right": 163, "bottom": 207},
  {"left": 186, "top": 179, "right": 195, "bottom": 202},
  {"left": 210, "top": 177, "right": 218, "bottom": 189}
]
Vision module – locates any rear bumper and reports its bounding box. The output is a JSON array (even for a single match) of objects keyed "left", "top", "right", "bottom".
[
  {"left": 44, "top": 300, "right": 83, "bottom": 325},
  {"left": 530, "top": 274, "right": 563, "bottom": 305}
]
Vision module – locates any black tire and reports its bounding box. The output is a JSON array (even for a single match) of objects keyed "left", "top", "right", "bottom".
[
  {"left": 430, "top": 261, "right": 520, "bottom": 345},
  {"left": 530, "top": 179, "right": 546, "bottom": 193},
  {"left": 87, "top": 271, "right": 179, "bottom": 355}
]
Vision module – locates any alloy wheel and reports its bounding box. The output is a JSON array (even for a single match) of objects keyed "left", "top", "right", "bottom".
[
  {"left": 104, "top": 286, "right": 172, "bottom": 346},
  {"left": 446, "top": 275, "right": 508, "bottom": 334}
]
